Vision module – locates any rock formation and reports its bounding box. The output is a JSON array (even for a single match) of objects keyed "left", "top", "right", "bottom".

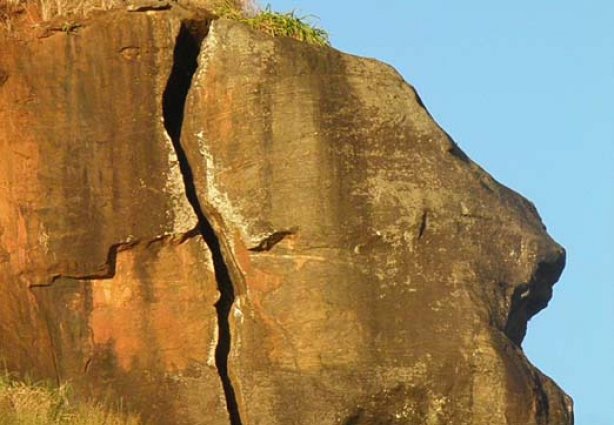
[{"left": 0, "top": 5, "right": 572, "bottom": 424}]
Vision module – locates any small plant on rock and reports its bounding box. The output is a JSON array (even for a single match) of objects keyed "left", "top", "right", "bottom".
[{"left": 216, "top": 1, "right": 330, "bottom": 46}]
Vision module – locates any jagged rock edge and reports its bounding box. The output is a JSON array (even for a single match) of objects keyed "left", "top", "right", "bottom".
[
  {"left": 504, "top": 252, "right": 566, "bottom": 346},
  {"left": 161, "top": 18, "right": 243, "bottom": 425},
  {"left": 248, "top": 228, "right": 297, "bottom": 252},
  {"left": 27, "top": 229, "right": 200, "bottom": 288}
]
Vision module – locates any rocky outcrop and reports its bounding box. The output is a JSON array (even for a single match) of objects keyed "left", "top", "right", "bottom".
[
  {"left": 0, "top": 9, "right": 228, "bottom": 424},
  {"left": 0, "top": 6, "right": 572, "bottom": 425}
]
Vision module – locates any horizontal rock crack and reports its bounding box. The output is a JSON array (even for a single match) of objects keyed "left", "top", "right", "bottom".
[
  {"left": 249, "top": 228, "right": 297, "bottom": 252},
  {"left": 27, "top": 231, "right": 198, "bottom": 288}
]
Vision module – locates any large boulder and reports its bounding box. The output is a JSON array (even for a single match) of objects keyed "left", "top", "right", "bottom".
[
  {"left": 182, "top": 19, "right": 572, "bottom": 425},
  {"left": 0, "top": 7, "right": 572, "bottom": 425}
]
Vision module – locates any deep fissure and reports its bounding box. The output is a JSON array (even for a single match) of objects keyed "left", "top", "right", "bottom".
[{"left": 162, "top": 21, "right": 243, "bottom": 425}]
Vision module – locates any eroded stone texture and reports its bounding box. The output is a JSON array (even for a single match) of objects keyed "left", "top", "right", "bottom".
[
  {"left": 0, "top": 7, "right": 572, "bottom": 425},
  {"left": 181, "top": 19, "right": 573, "bottom": 424},
  {"left": 0, "top": 10, "right": 227, "bottom": 424},
  {"left": 33, "top": 236, "right": 227, "bottom": 424}
]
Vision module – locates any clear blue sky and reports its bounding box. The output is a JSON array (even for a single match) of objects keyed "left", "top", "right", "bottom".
[{"left": 266, "top": 1, "right": 613, "bottom": 423}]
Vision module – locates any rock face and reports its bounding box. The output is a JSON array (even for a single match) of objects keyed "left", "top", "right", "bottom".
[
  {"left": 0, "top": 6, "right": 572, "bottom": 425},
  {"left": 0, "top": 9, "right": 228, "bottom": 425}
]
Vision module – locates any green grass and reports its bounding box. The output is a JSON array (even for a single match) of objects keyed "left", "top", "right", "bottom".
[
  {"left": 0, "top": 373, "right": 140, "bottom": 425},
  {"left": 216, "top": 2, "right": 330, "bottom": 46}
]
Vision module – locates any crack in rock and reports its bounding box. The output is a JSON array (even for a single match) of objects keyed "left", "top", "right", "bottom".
[
  {"left": 417, "top": 210, "right": 428, "bottom": 240},
  {"left": 0, "top": 68, "right": 8, "bottom": 86},
  {"left": 249, "top": 228, "right": 297, "bottom": 252},
  {"left": 162, "top": 18, "right": 243, "bottom": 425},
  {"left": 26, "top": 15, "right": 243, "bottom": 424},
  {"left": 27, "top": 241, "right": 134, "bottom": 288},
  {"left": 27, "top": 231, "right": 198, "bottom": 288}
]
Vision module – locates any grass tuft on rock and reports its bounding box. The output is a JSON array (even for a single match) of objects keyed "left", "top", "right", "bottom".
[
  {"left": 216, "top": 1, "right": 329, "bottom": 46},
  {"left": 0, "top": 372, "right": 141, "bottom": 425}
]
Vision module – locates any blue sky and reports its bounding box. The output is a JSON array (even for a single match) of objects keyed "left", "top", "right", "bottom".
[{"left": 266, "top": 1, "right": 613, "bottom": 422}]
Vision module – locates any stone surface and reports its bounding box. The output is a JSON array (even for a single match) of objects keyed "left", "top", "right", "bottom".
[
  {"left": 0, "top": 9, "right": 228, "bottom": 424},
  {"left": 181, "top": 19, "right": 573, "bottom": 424},
  {"left": 0, "top": 7, "right": 572, "bottom": 425}
]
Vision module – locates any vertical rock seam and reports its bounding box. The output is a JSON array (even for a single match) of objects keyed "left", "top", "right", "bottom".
[{"left": 162, "top": 20, "right": 243, "bottom": 425}]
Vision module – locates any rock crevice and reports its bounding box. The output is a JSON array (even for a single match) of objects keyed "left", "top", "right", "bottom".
[
  {"left": 504, "top": 252, "right": 566, "bottom": 345},
  {"left": 162, "top": 18, "right": 243, "bottom": 425},
  {"left": 27, "top": 231, "right": 200, "bottom": 289},
  {"left": 248, "top": 229, "right": 297, "bottom": 252},
  {"left": 27, "top": 240, "right": 138, "bottom": 288}
]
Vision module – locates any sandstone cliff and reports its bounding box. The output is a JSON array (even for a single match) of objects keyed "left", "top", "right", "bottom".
[{"left": 0, "top": 5, "right": 572, "bottom": 424}]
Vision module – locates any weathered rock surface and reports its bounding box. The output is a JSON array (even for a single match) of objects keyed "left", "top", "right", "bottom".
[
  {"left": 0, "top": 9, "right": 228, "bottom": 424},
  {"left": 0, "top": 6, "right": 572, "bottom": 425}
]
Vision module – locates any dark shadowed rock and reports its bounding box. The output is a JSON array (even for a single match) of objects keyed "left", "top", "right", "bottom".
[{"left": 0, "top": 8, "right": 572, "bottom": 425}]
